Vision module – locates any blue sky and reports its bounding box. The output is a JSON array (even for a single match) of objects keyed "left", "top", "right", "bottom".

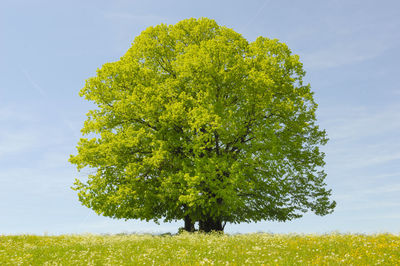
[{"left": 1, "top": 0, "right": 399, "bottom": 235}]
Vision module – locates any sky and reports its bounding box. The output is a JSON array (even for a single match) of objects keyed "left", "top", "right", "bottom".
[{"left": 1, "top": 0, "right": 399, "bottom": 235}]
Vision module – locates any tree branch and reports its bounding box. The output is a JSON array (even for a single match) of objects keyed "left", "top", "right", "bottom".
[{"left": 214, "top": 131, "right": 220, "bottom": 156}]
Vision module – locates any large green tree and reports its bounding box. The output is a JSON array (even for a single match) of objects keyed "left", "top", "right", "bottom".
[{"left": 70, "top": 18, "right": 335, "bottom": 233}]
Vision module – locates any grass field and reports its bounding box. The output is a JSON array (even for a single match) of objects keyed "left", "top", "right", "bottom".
[{"left": 1, "top": 232, "right": 399, "bottom": 265}]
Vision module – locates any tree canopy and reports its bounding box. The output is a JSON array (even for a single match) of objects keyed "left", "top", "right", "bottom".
[{"left": 70, "top": 18, "right": 335, "bottom": 232}]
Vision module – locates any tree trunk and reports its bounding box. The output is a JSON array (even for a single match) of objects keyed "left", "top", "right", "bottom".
[
  {"left": 184, "top": 215, "right": 195, "bottom": 232},
  {"left": 198, "top": 217, "right": 223, "bottom": 233}
]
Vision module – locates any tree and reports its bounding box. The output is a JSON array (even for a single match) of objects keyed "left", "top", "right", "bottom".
[{"left": 69, "top": 18, "right": 335, "bottom": 233}]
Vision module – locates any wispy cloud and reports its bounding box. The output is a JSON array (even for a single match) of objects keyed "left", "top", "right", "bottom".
[
  {"left": 0, "top": 106, "right": 77, "bottom": 164},
  {"left": 333, "top": 183, "right": 400, "bottom": 214},
  {"left": 0, "top": 130, "right": 40, "bottom": 158},
  {"left": 289, "top": 2, "right": 400, "bottom": 70},
  {"left": 320, "top": 102, "right": 400, "bottom": 216},
  {"left": 326, "top": 139, "right": 400, "bottom": 171},
  {"left": 19, "top": 69, "right": 80, "bottom": 139},
  {"left": 320, "top": 104, "right": 400, "bottom": 141},
  {"left": 21, "top": 68, "right": 47, "bottom": 97},
  {"left": 0, "top": 107, "right": 41, "bottom": 158},
  {"left": 241, "top": 0, "right": 270, "bottom": 31},
  {"left": 337, "top": 182, "right": 400, "bottom": 199},
  {"left": 0, "top": 106, "right": 37, "bottom": 122},
  {"left": 335, "top": 201, "right": 400, "bottom": 212},
  {"left": 301, "top": 30, "right": 395, "bottom": 69}
]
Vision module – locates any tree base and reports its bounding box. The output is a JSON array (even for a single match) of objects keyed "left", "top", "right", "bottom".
[
  {"left": 184, "top": 215, "right": 195, "bottom": 232},
  {"left": 199, "top": 218, "right": 223, "bottom": 233}
]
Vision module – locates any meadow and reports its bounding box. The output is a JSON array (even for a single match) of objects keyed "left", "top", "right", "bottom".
[{"left": 1, "top": 232, "right": 399, "bottom": 265}]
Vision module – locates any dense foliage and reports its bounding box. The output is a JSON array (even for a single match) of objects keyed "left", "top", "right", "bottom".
[{"left": 70, "top": 18, "right": 335, "bottom": 232}]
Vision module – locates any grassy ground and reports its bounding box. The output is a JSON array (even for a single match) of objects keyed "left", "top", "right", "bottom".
[{"left": 0, "top": 232, "right": 399, "bottom": 265}]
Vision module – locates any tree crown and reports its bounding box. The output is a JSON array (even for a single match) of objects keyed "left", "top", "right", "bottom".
[{"left": 70, "top": 18, "right": 335, "bottom": 228}]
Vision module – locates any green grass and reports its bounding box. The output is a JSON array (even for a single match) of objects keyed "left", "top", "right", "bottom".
[{"left": 1, "top": 232, "right": 399, "bottom": 265}]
